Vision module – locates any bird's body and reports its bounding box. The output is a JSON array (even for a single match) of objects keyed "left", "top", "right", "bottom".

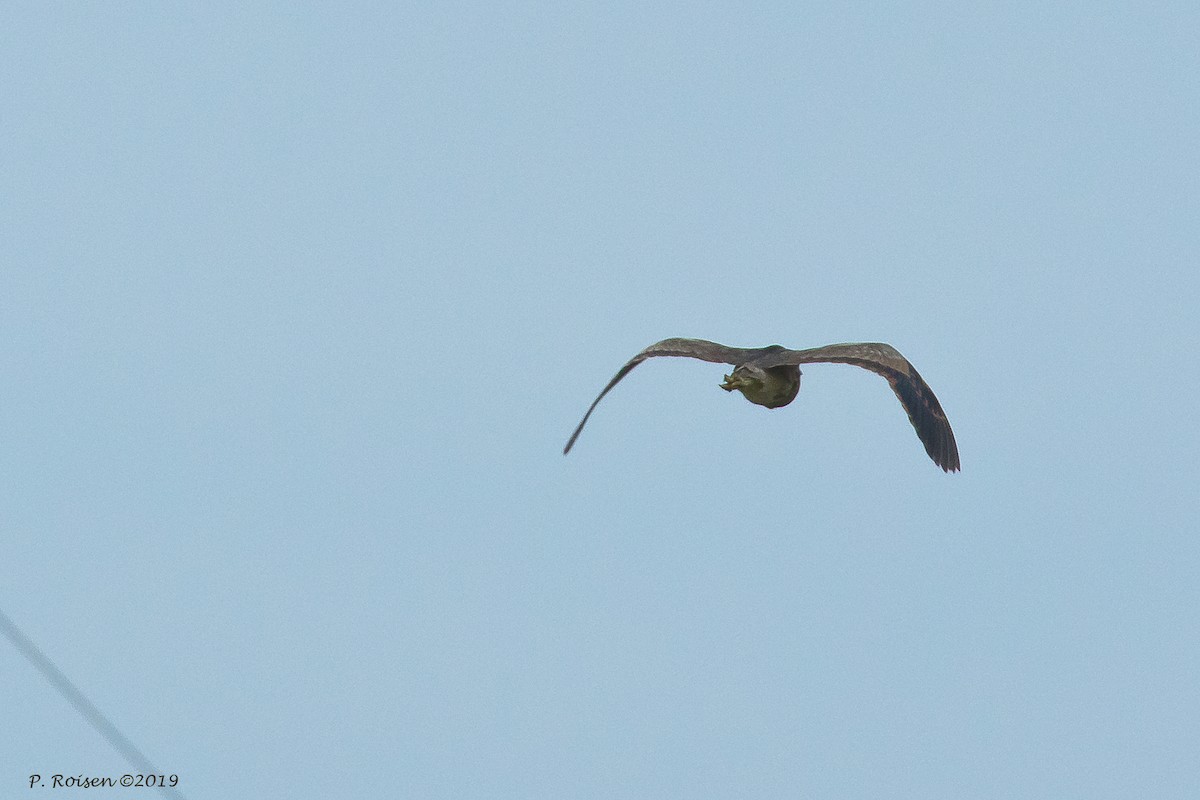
[
  {"left": 564, "top": 338, "right": 960, "bottom": 472},
  {"left": 720, "top": 362, "right": 800, "bottom": 408}
]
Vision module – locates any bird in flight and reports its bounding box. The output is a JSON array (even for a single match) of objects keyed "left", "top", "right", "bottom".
[{"left": 563, "top": 338, "right": 960, "bottom": 472}]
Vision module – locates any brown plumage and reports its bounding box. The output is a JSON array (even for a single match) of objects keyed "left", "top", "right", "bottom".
[{"left": 563, "top": 338, "right": 960, "bottom": 472}]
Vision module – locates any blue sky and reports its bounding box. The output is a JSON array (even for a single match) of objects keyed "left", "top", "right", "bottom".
[{"left": 2, "top": 3, "right": 1198, "bottom": 798}]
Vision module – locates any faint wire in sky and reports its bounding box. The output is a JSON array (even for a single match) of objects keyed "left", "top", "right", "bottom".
[{"left": 0, "top": 607, "right": 188, "bottom": 800}]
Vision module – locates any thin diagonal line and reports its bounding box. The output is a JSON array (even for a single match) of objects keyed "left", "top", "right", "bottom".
[{"left": 0, "top": 607, "right": 188, "bottom": 800}]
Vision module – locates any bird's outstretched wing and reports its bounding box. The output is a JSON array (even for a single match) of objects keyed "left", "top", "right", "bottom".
[
  {"left": 756, "top": 342, "right": 960, "bottom": 472},
  {"left": 563, "top": 338, "right": 765, "bottom": 455}
]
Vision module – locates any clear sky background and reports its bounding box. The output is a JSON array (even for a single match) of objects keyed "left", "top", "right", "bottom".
[{"left": 2, "top": 3, "right": 1198, "bottom": 798}]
